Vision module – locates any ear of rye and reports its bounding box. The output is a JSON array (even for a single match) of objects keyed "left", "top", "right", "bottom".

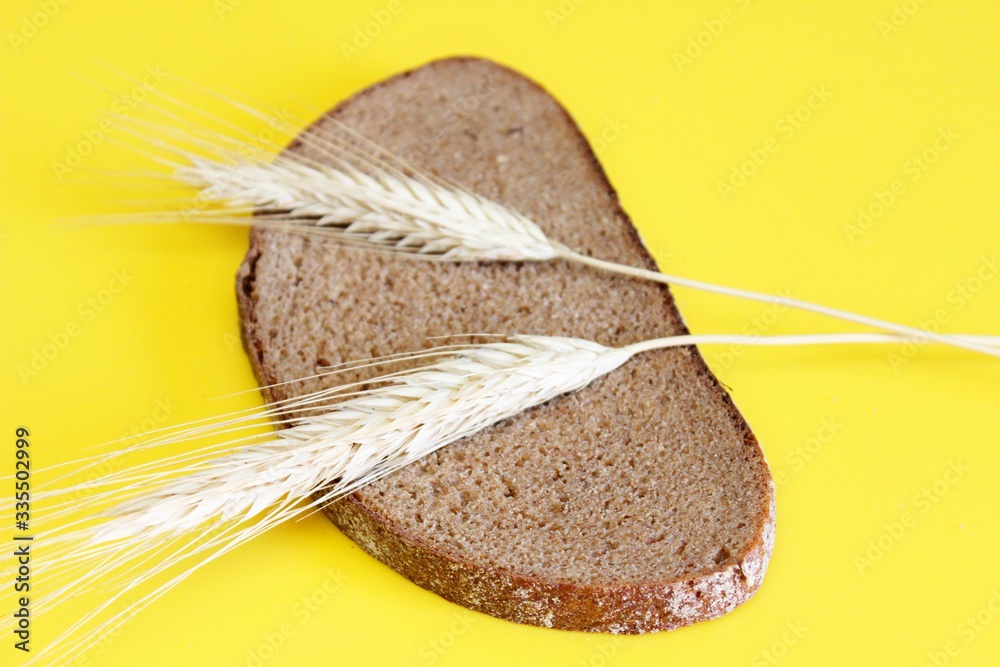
[
  {"left": 98, "top": 84, "right": 999, "bottom": 359},
  {"left": 7, "top": 336, "right": 629, "bottom": 665},
  {"left": 97, "top": 335, "right": 628, "bottom": 541}
]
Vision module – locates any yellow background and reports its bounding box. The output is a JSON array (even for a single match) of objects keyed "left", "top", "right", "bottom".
[{"left": 2, "top": 1, "right": 999, "bottom": 665}]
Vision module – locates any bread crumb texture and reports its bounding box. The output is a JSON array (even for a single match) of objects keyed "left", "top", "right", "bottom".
[{"left": 237, "top": 57, "right": 775, "bottom": 633}]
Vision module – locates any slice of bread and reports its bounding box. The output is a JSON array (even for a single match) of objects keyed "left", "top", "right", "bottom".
[{"left": 236, "top": 57, "right": 775, "bottom": 634}]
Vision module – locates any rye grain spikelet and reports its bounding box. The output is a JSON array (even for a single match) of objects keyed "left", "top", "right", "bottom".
[
  {"left": 83, "top": 83, "right": 1000, "bottom": 360},
  {"left": 3, "top": 335, "right": 629, "bottom": 665},
  {"left": 8, "top": 327, "right": 1000, "bottom": 664}
]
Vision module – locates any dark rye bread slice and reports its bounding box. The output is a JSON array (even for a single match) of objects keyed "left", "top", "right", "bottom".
[{"left": 236, "top": 57, "right": 775, "bottom": 633}]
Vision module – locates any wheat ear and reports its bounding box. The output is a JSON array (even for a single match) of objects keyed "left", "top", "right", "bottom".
[
  {"left": 3, "top": 335, "right": 628, "bottom": 665},
  {"left": 71, "top": 80, "right": 999, "bottom": 360},
  {"left": 7, "top": 329, "right": 1000, "bottom": 664},
  {"left": 188, "top": 142, "right": 1000, "bottom": 360},
  {"left": 184, "top": 150, "right": 999, "bottom": 357}
]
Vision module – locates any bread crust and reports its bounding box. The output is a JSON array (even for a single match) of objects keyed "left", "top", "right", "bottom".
[{"left": 236, "top": 57, "right": 775, "bottom": 634}]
